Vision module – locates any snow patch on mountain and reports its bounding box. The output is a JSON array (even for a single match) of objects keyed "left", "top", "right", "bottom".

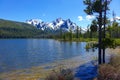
[{"left": 26, "top": 18, "right": 79, "bottom": 32}]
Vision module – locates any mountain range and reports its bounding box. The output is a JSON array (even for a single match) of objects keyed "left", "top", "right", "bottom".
[
  {"left": 0, "top": 18, "right": 86, "bottom": 38},
  {"left": 26, "top": 18, "right": 79, "bottom": 32}
]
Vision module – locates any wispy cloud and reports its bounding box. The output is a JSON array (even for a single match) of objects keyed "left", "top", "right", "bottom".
[
  {"left": 78, "top": 16, "right": 83, "bottom": 21},
  {"left": 86, "top": 15, "right": 95, "bottom": 21}
]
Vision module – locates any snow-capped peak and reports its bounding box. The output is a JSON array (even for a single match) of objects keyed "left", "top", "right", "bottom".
[
  {"left": 26, "top": 18, "right": 78, "bottom": 32},
  {"left": 26, "top": 19, "right": 42, "bottom": 26}
]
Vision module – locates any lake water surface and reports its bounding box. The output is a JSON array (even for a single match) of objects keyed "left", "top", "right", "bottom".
[{"left": 0, "top": 39, "right": 97, "bottom": 73}]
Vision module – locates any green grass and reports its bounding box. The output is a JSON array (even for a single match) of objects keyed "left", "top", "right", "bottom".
[
  {"left": 57, "top": 38, "right": 98, "bottom": 42},
  {"left": 115, "top": 38, "right": 120, "bottom": 46}
]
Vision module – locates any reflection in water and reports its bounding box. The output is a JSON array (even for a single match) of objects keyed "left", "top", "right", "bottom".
[{"left": 0, "top": 39, "right": 97, "bottom": 73}]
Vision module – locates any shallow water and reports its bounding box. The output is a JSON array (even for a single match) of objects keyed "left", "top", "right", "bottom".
[
  {"left": 0, "top": 53, "right": 98, "bottom": 80},
  {"left": 0, "top": 39, "right": 98, "bottom": 73},
  {"left": 0, "top": 39, "right": 101, "bottom": 80},
  {"left": 75, "top": 61, "right": 98, "bottom": 80}
]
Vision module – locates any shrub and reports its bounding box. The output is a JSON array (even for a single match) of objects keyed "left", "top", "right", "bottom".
[
  {"left": 45, "top": 68, "right": 74, "bottom": 80},
  {"left": 98, "top": 64, "right": 116, "bottom": 80},
  {"left": 98, "top": 55, "right": 120, "bottom": 80}
]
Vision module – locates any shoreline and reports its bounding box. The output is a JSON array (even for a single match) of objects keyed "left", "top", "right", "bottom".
[
  {"left": 0, "top": 48, "right": 119, "bottom": 80},
  {"left": 0, "top": 51, "right": 97, "bottom": 80}
]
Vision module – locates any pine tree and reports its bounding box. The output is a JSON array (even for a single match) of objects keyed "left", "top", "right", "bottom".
[{"left": 83, "top": 0, "right": 111, "bottom": 64}]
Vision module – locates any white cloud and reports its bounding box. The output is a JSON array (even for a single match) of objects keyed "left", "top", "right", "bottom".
[
  {"left": 109, "top": 16, "right": 120, "bottom": 21},
  {"left": 86, "top": 15, "right": 95, "bottom": 21},
  {"left": 116, "top": 16, "right": 120, "bottom": 20},
  {"left": 78, "top": 16, "right": 83, "bottom": 21}
]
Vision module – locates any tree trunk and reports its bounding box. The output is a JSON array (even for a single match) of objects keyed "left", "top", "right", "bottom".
[
  {"left": 98, "top": 0, "right": 102, "bottom": 64},
  {"left": 103, "top": 0, "right": 107, "bottom": 63}
]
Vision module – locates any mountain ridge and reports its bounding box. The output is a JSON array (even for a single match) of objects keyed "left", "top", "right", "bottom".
[
  {"left": 26, "top": 18, "right": 79, "bottom": 32},
  {"left": 0, "top": 19, "right": 43, "bottom": 38},
  {"left": 0, "top": 18, "right": 86, "bottom": 38}
]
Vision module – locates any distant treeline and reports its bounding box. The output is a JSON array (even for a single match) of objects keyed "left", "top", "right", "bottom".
[{"left": 0, "top": 19, "right": 120, "bottom": 39}]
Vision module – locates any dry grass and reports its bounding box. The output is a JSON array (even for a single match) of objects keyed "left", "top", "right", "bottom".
[
  {"left": 45, "top": 68, "right": 74, "bottom": 80},
  {"left": 0, "top": 55, "right": 89, "bottom": 80},
  {"left": 98, "top": 48, "right": 120, "bottom": 80},
  {"left": 0, "top": 67, "right": 51, "bottom": 80},
  {"left": 98, "top": 64, "right": 117, "bottom": 80}
]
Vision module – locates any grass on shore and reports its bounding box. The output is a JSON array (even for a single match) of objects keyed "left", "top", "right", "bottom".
[
  {"left": 46, "top": 52, "right": 120, "bottom": 80},
  {"left": 98, "top": 48, "right": 120, "bottom": 80},
  {"left": 45, "top": 68, "right": 74, "bottom": 80},
  {"left": 56, "top": 38, "right": 98, "bottom": 42},
  {"left": 57, "top": 38, "right": 120, "bottom": 43}
]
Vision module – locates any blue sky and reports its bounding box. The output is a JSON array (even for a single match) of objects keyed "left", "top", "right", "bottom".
[{"left": 0, "top": 0, "right": 120, "bottom": 28}]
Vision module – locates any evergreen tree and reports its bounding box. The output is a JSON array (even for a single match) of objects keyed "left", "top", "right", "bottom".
[
  {"left": 69, "top": 27, "right": 73, "bottom": 41},
  {"left": 83, "top": 0, "right": 111, "bottom": 64},
  {"left": 76, "top": 26, "right": 79, "bottom": 38},
  {"left": 90, "top": 19, "right": 98, "bottom": 38},
  {"left": 60, "top": 28, "right": 63, "bottom": 38}
]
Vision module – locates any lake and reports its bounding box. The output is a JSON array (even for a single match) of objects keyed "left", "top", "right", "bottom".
[{"left": 0, "top": 39, "right": 98, "bottom": 73}]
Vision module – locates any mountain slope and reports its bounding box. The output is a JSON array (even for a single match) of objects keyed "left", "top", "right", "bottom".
[
  {"left": 0, "top": 19, "right": 43, "bottom": 38},
  {"left": 26, "top": 18, "right": 78, "bottom": 32}
]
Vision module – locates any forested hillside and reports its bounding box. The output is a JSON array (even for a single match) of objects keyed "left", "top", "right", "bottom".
[{"left": 0, "top": 19, "right": 44, "bottom": 38}]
